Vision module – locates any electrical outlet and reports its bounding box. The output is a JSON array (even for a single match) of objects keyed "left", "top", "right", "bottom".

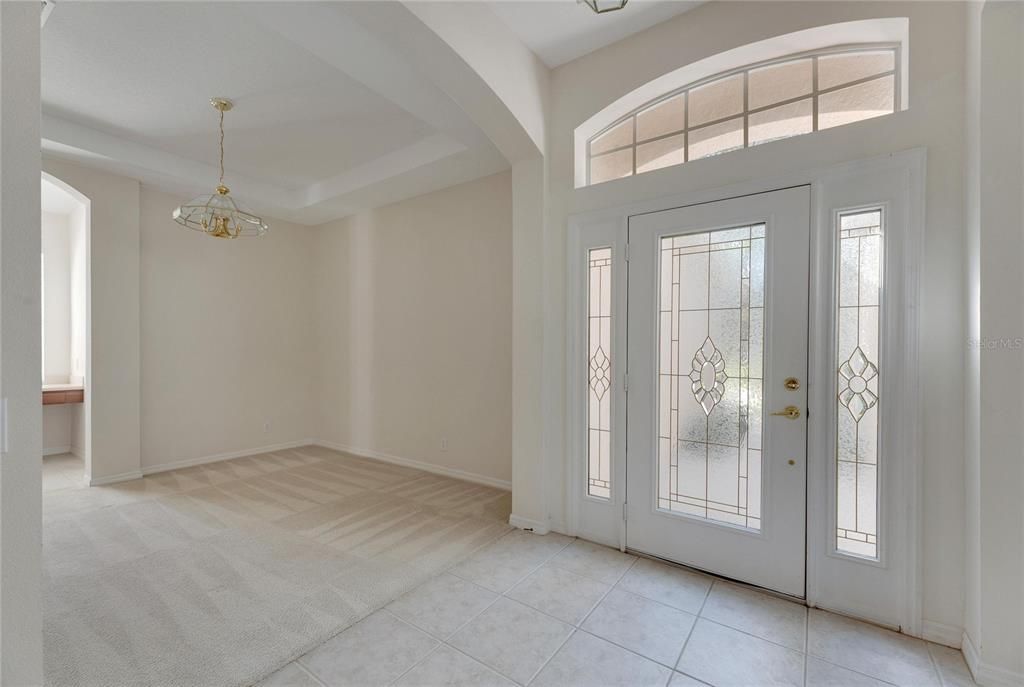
[
  {"left": 440, "top": 437, "right": 448, "bottom": 452},
  {"left": 263, "top": 421, "right": 271, "bottom": 434}
]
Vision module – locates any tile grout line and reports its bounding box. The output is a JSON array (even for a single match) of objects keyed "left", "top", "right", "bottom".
[
  {"left": 803, "top": 652, "right": 902, "bottom": 686},
  {"left": 441, "top": 540, "right": 637, "bottom": 685},
  {"left": 385, "top": 641, "right": 444, "bottom": 687},
  {"left": 386, "top": 586, "right": 515, "bottom": 684},
  {"left": 523, "top": 629, "right": 578, "bottom": 686},
  {"left": 446, "top": 531, "right": 574, "bottom": 593},
  {"left": 521, "top": 552, "right": 641, "bottom": 686},
  {"left": 680, "top": 581, "right": 810, "bottom": 655},
  {"left": 572, "top": 626, "right": 691, "bottom": 675},
  {"left": 692, "top": 600, "right": 807, "bottom": 654},
  {"left": 525, "top": 555, "right": 728, "bottom": 677},
  {"left": 666, "top": 575, "right": 716, "bottom": 686},
  {"left": 386, "top": 534, "right": 579, "bottom": 687},
  {"left": 440, "top": 637, "right": 521, "bottom": 685},
  {"left": 292, "top": 658, "right": 328, "bottom": 687},
  {"left": 542, "top": 542, "right": 637, "bottom": 587},
  {"left": 925, "top": 642, "right": 948, "bottom": 687},
  {"left": 802, "top": 601, "right": 810, "bottom": 687},
  {"left": 493, "top": 537, "right": 598, "bottom": 685},
  {"left": 334, "top": 582, "right": 513, "bottom": 685},
  {"left": 575, "top": 551, "right": 639, "bottom": 627}
]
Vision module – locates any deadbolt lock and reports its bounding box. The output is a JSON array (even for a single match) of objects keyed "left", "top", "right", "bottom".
[{"left": 784, "top": 377, "right": 800, "bottom": 390}]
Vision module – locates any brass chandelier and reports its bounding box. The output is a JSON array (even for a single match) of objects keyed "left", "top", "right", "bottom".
[
  {"left": 579, "top": 0, "right": 628, "bottom": 14},
  {"left": 172, "top": 98, "right": 268, "bottom": 238}
]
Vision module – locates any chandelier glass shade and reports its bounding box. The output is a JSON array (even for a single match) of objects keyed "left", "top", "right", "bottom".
[
  {"left": 172, "top": 98, "right": 268, "bottom": 238},
  {"left": 580, "top": 0, "right": 628, "bottom": 14}
]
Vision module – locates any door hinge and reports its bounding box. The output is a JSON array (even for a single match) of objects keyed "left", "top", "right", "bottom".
[
  {"left": 623, "top": 373, "right": 629, "bottom": 393},
  {"left": 624, "top": 243, "right": 630, "bottom": 262},
  {"left": 622, "top": 501, "right": 628, "bottom": 522}
]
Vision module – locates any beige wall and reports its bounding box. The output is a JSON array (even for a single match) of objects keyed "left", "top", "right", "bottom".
[
  {"left": 40, "top": 160, "right": 320, "bottom": 478},
  {"left": 543, "top": 1, "right": 967, "bottom": 636},
  {"left": 313, "top": 171, "right": 513, "bottom": 486},
  {"left": 39, "top": 161, "right": 512, "bottom": 485},
  {"left": 42, "top": 405, "right": 71, "bottom": 454},
  {"left": 139, "top": 188, "right": 316, "bottom": 470}
]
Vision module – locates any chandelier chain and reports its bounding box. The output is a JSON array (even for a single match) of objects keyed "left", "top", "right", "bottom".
[{"left": 218, "top": 107, "right": 225, "bottom": 186}]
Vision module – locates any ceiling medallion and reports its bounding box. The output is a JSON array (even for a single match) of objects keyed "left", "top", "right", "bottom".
[
  {"left": 578, "top": 0, "right": 629, "bottom": 14},
  {"left": 172, "top": 98, "right": 268, "bottom": 239}
]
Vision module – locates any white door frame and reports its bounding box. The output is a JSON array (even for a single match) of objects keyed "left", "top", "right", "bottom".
[{"left": 566, "top": 148, "right": 925, "bottom": 634}]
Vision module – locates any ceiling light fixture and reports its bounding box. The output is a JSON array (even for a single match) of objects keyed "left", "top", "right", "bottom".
[
  {"left": 172, "top": 98, "right": 268, "bottom": 239},
  {"left": 41, "top": 0, "right": 57, "bottom": 27},
  {"left": 579, "top": 0, "right": 628, "bottom": 14}
]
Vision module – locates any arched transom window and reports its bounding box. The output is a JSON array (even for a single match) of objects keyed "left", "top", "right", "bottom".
[{"left": 586, "top": 45, "right": 900, "bottom": 186}]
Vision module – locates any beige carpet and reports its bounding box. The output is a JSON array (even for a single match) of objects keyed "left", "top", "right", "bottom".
[{"left": 42, "top": 445, "right": 512, "bottom": 687}]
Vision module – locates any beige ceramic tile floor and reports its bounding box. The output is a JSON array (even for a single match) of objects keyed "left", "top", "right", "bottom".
[
  {"left": 43, "top": 453, "right": 974, "bottom": 687},
  {"left": 262, "top": 533, "right": 977, "bottom": 687}
]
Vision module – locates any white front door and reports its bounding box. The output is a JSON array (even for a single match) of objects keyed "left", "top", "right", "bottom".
[{"left": 626, "top": 186, "right": 810, "bottom": 597}]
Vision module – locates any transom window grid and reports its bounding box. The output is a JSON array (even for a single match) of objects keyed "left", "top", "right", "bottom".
[{"left": 586, "top": 45, "right": 900, "bottom": 186}]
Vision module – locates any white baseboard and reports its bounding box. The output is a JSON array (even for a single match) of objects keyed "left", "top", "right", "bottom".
[
  {"left": 548, "top": 518, "right": 569, "bottom": 537},
  {"left": 43, "top": 445, "right": 71, "bottom": 456},
  {"left": 509, "top": 513, "right": 550, "bottom": 535},
  {"left": 89, "top": 470, "right": 143, "bottom": 486},
  {"left": 573, "top": 527, "right": 619, "bottom": 550},
  {"left": 922, "top": 620, "right": 963, "bottom": 649},
  {"left": 141, "top": 439, "right": 314, "bottom": 477},
  {"left": 313, "top": 439, "right": 512, "bottom": 491},
  {"left": 963, "top": 631, "right": 1024, "bottom": 687}
]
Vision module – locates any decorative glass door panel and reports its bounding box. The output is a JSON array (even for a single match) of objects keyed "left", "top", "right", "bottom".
[
  {"left": 835, "top": 209, "right": 882, "bottom": 558},
  {"left": 627, "top": 187, "right": 810, "bottom": 597},
  {"left": 658, "top": 226, "right": 766, "bottom": 530},
  {"left": 588, "top": 247, "right": 613, "bottom": 499}
]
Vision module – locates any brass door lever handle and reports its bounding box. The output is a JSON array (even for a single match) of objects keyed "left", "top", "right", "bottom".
[{"left": 771, "top": 406, "right": 801, "bottom": 419}]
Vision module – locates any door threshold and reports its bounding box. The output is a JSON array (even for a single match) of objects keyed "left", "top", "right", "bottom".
[{"left": 625, "top": 547, "right": 807, "bottom": 604}]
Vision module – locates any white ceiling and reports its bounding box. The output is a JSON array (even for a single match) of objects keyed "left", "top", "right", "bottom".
[
  {"left": 43, "top": 3, "right": 434, "bottom": 190},
  {"left": 41, "top": 1, "right": 508, "bottom": 225},
  {"left": 40, "top": 1, "right": 700, "bottom": 225},
  {"left": 486, "top": 0, "right": 703, "bottom": 68}
]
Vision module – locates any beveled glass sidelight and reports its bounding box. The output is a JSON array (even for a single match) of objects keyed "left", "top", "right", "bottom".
[
  {"left": 656, "top": 224, "right": 766, "bottom": 530},
  {"left": 835, "top": 209, "right": 883, "bottom": 559},
  {"left": 587, "top": 247, "right": 613, "bottom": 499}
]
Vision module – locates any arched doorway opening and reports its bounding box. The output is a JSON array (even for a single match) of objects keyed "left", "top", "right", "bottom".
[{"left": 40, "top": 172, "right": 91, "bottom": 487}]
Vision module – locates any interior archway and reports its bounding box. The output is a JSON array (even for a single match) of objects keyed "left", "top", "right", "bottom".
[{"left": 40, "top": 172, "right": 91, "bottom": 484}]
